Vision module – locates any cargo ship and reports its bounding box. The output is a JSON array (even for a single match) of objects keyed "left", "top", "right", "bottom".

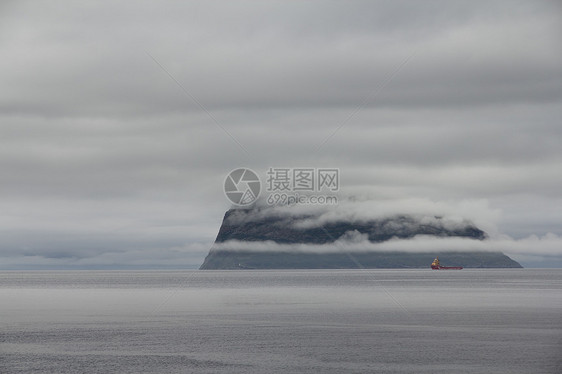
[{"left": 431, "top": 257, "right": 463, "bottom": 270}]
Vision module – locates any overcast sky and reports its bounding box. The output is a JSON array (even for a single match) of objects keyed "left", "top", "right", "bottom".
[{"left": 1, "top": 1, "right": 561, "bottom": 269}]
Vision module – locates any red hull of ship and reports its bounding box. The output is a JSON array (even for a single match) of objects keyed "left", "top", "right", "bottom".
[
  {"left": 431, "top": 265, "right": 463, "bottom": 270},
  {"left": 431, "top": 257, "right": 462, "bottom": 270}
]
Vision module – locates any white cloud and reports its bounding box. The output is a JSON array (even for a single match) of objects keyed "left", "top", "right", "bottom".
[{"left": 213, "top": 232, "right": 562, "bottom": 257}]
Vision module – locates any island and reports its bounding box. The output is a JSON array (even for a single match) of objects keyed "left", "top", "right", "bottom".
[{"left": 200, "top": 207, "right": 522, "bottom": 269}]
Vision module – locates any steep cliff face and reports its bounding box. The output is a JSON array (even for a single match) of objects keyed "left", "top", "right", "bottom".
[{"left": 200, "top": 208, "right": 522, "bottom": 269}]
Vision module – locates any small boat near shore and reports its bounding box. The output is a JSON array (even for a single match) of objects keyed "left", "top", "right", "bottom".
[{"left": 431, "top": 257, "right": 463, "bottom": 270}]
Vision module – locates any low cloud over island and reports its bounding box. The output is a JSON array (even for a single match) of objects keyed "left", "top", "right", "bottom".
[{"left": 211, "top": 199, "right": 562, "bottom": 259}]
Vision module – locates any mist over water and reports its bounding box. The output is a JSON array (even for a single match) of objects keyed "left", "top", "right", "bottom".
[{"left": 1, "top": 270, "right": 561, "bottom": 373}]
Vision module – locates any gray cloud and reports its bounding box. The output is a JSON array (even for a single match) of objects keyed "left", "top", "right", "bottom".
[
  {"left": 0, "top": 1, "right": 561, "bottom": 268},
  {"left": 2, "top": 1, "right": 560, "bottom": 115}
]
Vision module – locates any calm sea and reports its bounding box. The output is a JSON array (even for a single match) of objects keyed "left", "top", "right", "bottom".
[{"left": 1, "top": 269, "right": 560, "bottom": 373}]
